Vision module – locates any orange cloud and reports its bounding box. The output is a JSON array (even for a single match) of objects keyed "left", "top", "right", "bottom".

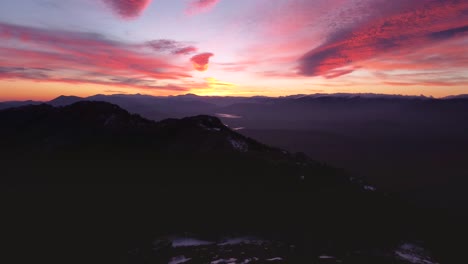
[
  {"left": 191, "top": 53, "right": 214, "bottom": 71},
  {"left": 185, "top": 77, "right": 235, "bottom": 96},
  {"left": 205, "top": 77, "right": 235, "bottom": 87}
]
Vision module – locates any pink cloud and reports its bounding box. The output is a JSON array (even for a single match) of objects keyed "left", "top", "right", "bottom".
[
  {"left": 103, "top": 0, "right": 152, "bottom": 19},
  {"left": 186, "top": 0, "right": 220, "bottom": 15},
  {"left": 173, "top": 46, "right": 198, "bottom": 55},
  {"left": 297, "top": 0, "right": 468, "bottom": 77},
  {"left": 226, "top": 0, "right": 468, "bottom": 86},
  {"left": 190, "top": 53, "right": 214, "bottom": 71},
  {"left": 383, "top": 81, "right": 468, "bottom": 87},
  {"left": 323, "top": 68, "right": 359, "bottom": 79},
  {"left": 0, "top": 22, "right": 193, "bottom": 90},
  {"left": 147, "top": 39, "right": 198, "bottom": 55}
]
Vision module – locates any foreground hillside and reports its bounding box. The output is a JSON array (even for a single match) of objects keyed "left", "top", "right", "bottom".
[
  {"left": 0, "top": 102, "right": 439, "bottom": 264},
  {"left": 0, "top": 101, "right": 334, "bottom": 184}
]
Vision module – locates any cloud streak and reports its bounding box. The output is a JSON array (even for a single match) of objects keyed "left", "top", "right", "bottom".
[
  {"left": 226, "top": 0, "right": 468, "bottom": 88},
  {"left": 147, "top": 39, "right": 198, "bottom": 55},
  {"left": 0, "top": 67, "right": 190, "bottom": 92},
  {"left": 297, "top": 0, "right": 468, "bottom": 77},
  {"left": 0, "top": 22, "right": 193, "bottom": 91}
]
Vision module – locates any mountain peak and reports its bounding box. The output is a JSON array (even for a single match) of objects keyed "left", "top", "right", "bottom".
[
  {"left": 49, "top": 95, "right": 83, "bottom": 106},
  {"left": 182, "top": 115, "right": 227, "bottom": 131},
  {"left": 52, "top": 95, "right": 83, "bottom": 100},
  {"left": 179, "top": 93, "right": 200, "bottom": 98}
]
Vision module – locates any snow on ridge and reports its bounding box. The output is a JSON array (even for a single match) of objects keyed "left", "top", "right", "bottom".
[
  {"left": 199, "top": 123, "right": 222, "bottom": 132},
  {"left": 266, "top": 257, "right": 283, "bottom": 261},
  {"left": 170, "top": 237, "right": 214, "bottom": 247},
  {"left": 169, "top": 256, "right": 191, "bottom": 264},
  {"left": 395, "top": 243, "right": 439, "bottom": 264},
  {"left": 218, "top": 237, "right": 265, "bottom": 246},
  {"left": 229, "top": 137, "right": 249, "bottom": 152},
  {"left": 211, "top": 258, "right": 237, "bottom": 264},
  {"left": 364, "top": 185, "right": 376, "bottom": 191},
  {"left": 103, "top": 114, "right": 117, "bottom": 126},
  {"left": 215, "top": 113, "right": 243, "bottom": 119}
]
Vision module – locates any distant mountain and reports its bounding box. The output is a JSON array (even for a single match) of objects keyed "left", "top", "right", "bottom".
[
  {"left": 0, "top": 101, "right": 434, "bottom": 264},
  {"left": 0, "top": 100, "right": 41, "bottom": 110},
  {"left": 48, "top": 95, "right": 83, "bottom": 106},
  {"left": 86, "top": 93, "right": 219, "bottom": 120},
  {"left": 444, "top": 94, "right": 468, "bottom": 99},
  {"left": 281, "top": 93, "right": 432, "bottom": 100},
  {"left": 37, "top": 93, "right": 468, "bottom": 126}
]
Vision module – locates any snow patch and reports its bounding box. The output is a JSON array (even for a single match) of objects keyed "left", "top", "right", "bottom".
[
  {"left": 171, "top": 237, "right": 214, "bottom": 247},
  {"left": 169, "top": 256, "right": 191, "bottom": 264},
  {"left": 229, "top": 137, "right": 248, "bottom": 152},
  {"left": 218, "top": 237, "right": 265, "bottom": 246},
  {"left": 266, "top": 257, "right": 283, "bottom": 261},
  {"left": 199, "top": 123, "right": 222, "bottom": 132},
  {"left": 395, "top": 243, "right": 439, "bottom": 264},
  {"left": 211, "top": 258, "right": 237, "bottom": 264},
  {"left": 364, "top": 185, "right": 376, "bottom": 191},
  {"left": 103, "top": 114, "right": 116, "bottom": 126},
  {"left": 215, "top": 113, "right": 242, "bottom": 119}
]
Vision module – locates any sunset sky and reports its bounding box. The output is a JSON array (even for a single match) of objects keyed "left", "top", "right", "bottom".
[{"left": 1, "top": 0, "right": 467, "bottom": 100}]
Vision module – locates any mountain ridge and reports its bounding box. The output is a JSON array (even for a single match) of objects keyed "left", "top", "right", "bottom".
[
  {"left": 0, "top": 101, "right": 337, "bottom": 185},
  {"left": 0, "top": 100, "right": 443, "bottom": 264},
  {"left": 5, "top": 92, "right": 468, "bottom": 106}
]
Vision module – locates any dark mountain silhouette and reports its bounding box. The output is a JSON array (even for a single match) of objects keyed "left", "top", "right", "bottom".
[
  {"left": 0, "top": 101, "right": 327, "bottom": 184},
  {"left": 34, "top": 93, "right": 468, "bottom": 131},
  {"left": 444, "top": 94, "right": 468, "bottom": 99},
  {"left": 0, "top": 100, "right": 41, "bottom": 110},
  {"left": 22, "top": 94, "right": 466, "bottom": 210},
  {"left": 87, "top": 93, "right": 219, "bottom": 120},
  {"left": 0, "top": 101, "right": 439, "bottom": 264},
  {"left": 3, "top": 94, "right": 467, "bottom": 209},
  {"left": 48, "top": 95, "right": 83, "bottom": 106}
]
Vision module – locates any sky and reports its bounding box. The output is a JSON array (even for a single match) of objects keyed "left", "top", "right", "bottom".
[{"left": 0, "top": 0, "right": 467, "bottom": 100}]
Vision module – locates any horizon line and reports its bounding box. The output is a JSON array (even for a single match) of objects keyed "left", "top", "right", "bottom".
[{"left": 2, "top": 92, "right": 468, "bottom": 103}]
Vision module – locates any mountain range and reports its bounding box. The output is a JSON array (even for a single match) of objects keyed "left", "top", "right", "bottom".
[
  {"left": 0, "top": 101, "right": 444, "bottom": 264},
  {"left": 3, "top": 93, "right": 467, "bottom": 208}
]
